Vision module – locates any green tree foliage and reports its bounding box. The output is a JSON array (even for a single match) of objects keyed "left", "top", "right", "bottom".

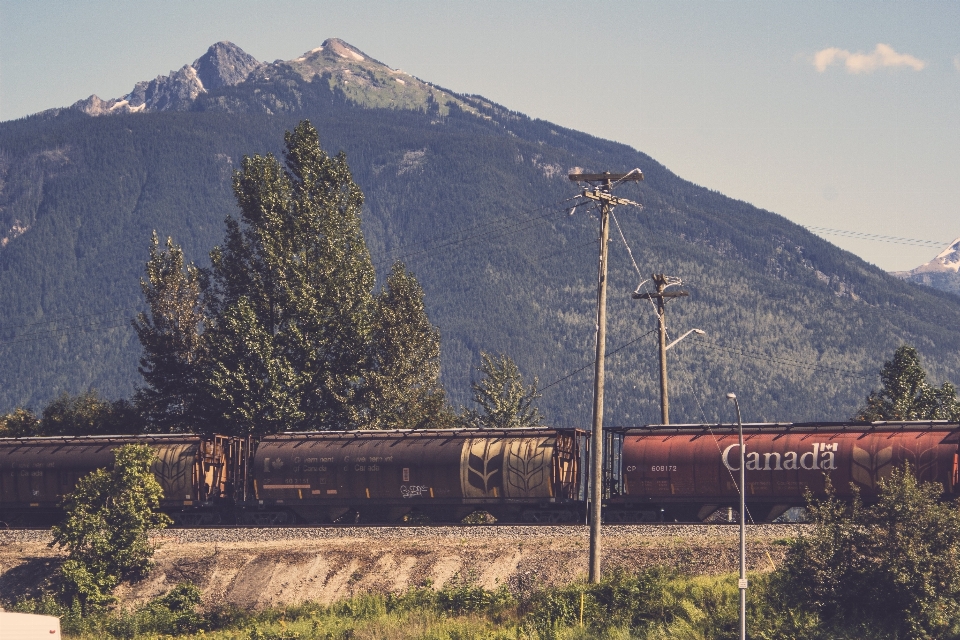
[
  {"left": 0, "top": 407, "right": 40, "bottom": 436},
  {"left": 50, "top": 444, "right": 172, "bottom": 612},
  {"left": 131, "top": 120, "right": 454, "bottom": 435},
  {"left": 367, "top": 262, "right": 451, "bottom": 429},
  {"left": 132, "top": 233, "right": 210, "bottom": 432},
  {"left": 857, "top": 345, "right": 960, "bottom": 421},
  {"left": 465, "top": 352, "right": 543, "bottom": 429},
  {"left": 204, "top": 120, "right": 377, "bottom": 436},
  {"left": 206, "top": 296, "right": 305, "bottom": 435},
  {"left": 775, "top": 465, "right": 960, "bottom": 639},
  {"left": 38, "top": 391, "right": 142, "bottom": 436},
  {"left": 0, "top": 393, "right": 140, "bottom": 437}
]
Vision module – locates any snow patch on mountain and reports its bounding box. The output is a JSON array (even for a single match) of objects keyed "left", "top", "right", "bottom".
[
  {"left": 893, "top": 237, "right": 960, "bottom": 276},
  {"left": 919, "top": 237, "right": 960, "bottom": 273}
]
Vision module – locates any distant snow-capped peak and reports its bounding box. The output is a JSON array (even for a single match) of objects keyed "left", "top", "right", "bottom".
[{"left": 910, "top": 237, "right": 960, "bottom": 274}]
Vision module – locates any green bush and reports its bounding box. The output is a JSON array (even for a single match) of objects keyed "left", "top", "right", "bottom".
[
  {"left": 773, "top": 464, "right": 960, "bottom": 639},
  {"left": 50, "top": 444, "right": 171, "bottom": 613}
]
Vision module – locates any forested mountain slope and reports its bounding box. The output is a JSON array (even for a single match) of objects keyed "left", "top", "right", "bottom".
[{"left": 1, "top": 40, "right": 959, "bottom": 424}]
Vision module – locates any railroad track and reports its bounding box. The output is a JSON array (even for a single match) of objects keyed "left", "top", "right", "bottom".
[{"left": 0, "top": 523, "right": 811, "bottom": 546}]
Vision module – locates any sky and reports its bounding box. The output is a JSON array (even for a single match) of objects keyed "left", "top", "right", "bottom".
[{"left": 1, "top": 0, "right": 958, "bottom": 272}]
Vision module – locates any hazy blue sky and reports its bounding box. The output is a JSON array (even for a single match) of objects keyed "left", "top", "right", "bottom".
[{"left": 2, "top": 0, "right": 958, "bottom": 271}]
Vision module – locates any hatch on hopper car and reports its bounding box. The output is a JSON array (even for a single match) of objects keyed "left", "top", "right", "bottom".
[
  {"left": 605, "top": 421, "right": 960, "bottom": 523},
  {"left": 244, "top": 428, "right": 589, "bottom": 524}
]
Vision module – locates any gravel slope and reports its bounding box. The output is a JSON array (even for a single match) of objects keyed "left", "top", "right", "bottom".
[{"left": 0, "top": 525, "right": 809, "bottom": 609}]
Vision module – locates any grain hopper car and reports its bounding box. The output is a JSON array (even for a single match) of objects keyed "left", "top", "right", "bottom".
[
  {"left": 0, "top": 434, "right": 236, "bottom": 526},
  {"left": 1, "top": 422, "right": 958, "bottom": 526},
  {"left": 604, "top": 421, "right": 960, "bottom": 523},
  {"left": 242, "top": 428, "right": 589, "bottom": 524}
]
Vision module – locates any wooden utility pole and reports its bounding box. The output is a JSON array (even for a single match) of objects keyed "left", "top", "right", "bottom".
[
  {"left": 568, "top": 170, "right": 643, "bottom": 583},
  {"left": 633, "top": 274, "right": 687, "bottom": 424}
]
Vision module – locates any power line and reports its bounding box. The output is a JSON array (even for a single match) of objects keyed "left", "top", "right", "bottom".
[
  {"left": 372, "top": 196, "right": 583, "bottom": 269},
  {"left": 686, "top": 336, "right": 873, "bottom": 380},
  {"left": 0, "top": 319, "right": 132, "bottom": 347},
  {"left": 540, "top": 329, "right": 657, "bottom": 393},
  {"left": 0, "top": 201, "right": 580, "bottom": 339},
  {"left": 7, "top": 316, "right": 137, "bottom": 342},
  {"left": 804, "top": 225, "right": 953, "bottom": 249},
  {"left": 0, "top": 307, "right": 137, "bottom": 334}
]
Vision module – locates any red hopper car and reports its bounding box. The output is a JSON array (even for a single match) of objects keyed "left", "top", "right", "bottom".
[{"left": 605, "top": 422, "right": 960, "bottom": 522}]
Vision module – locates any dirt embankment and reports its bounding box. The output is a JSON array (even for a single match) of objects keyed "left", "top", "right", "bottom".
[{"left": 0, "top": 525, "right": 805, "bottom": 610}]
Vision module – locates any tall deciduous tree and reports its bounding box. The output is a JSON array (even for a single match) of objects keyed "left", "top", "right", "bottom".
[
  {"left": 857, "top": 345, "right": 960, "bottom": 421},
  {"left": 367, "top": 262, "right": 450, "bottom": 429},
  {"left": 205, "top": 120, "right": 376, "bottom": 436},
  {"left": 466, "top": 352, "right": 543, "bottom": 429},
  {"left": 134, "top": 121, "right": 453, "bottom": 435},
  {"left": 133, "top": 233, "right": 209, "bottom": 432}
]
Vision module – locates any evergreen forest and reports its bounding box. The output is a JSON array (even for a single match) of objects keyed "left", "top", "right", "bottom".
[{"left": 2, "top": 50, "right": 960, "bottom": 426}]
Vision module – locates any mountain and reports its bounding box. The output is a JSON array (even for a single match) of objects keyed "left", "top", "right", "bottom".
[
  {"left": 2, "top": 40, "right": 960, "bottom": 425},
  {"left": 71, "top": 41, "right": 263, "bottom": 115},
  {"left": 891, "top": 238, "right": 960, "bottom": 295}
]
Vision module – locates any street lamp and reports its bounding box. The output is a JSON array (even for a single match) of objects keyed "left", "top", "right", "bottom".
[
  {"left": 665, "top": 328, "right": 705, "bottom": 351},
  {"left": 726, "top": 392, "right": 746, "bottom": 640}
]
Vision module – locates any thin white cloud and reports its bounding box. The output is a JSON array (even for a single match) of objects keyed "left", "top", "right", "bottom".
[
  {"left": 954, "top": 55, "right": 960, "bottom": 72},
  {"left": 813, "top": 43, "right": 926, "bottom": 74}
]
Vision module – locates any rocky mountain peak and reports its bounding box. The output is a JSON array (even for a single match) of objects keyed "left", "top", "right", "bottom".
[
  {"left": 70, "top": 41, "right": 260, "bottom": 115},
  {"left": 890, "top": 236, "right": 960, "bottom": 295},
  {"left": 193, "top": 41, "right": 262, "bottom": 91},
  {"left": 914, "top": 237, "right": 960, "bottom": 274},
  {"left": 127, "top": 64, "right": 205, "bottom": 112},
  {"left": 321, "top": 38, "right": 369, "bottom": 62},
  {"left": 893, "top": 237, "right": 960, "bottom": 276},
  {"left": 67, "top": 38, "right": 483, "bottom": 120},
  {"left": 283, "top": 38, "right": 476, "bottom": 115}
]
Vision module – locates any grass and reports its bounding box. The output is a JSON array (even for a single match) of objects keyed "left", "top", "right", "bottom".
[{"left": 5, "top": 568, "right": 832, "bottom": 639}]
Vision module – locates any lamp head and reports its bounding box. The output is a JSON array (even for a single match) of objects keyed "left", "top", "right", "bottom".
[{"left": 726, "top": 392, "right": 737, "bottom": 400}]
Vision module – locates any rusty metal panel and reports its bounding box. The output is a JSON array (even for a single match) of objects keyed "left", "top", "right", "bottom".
[
  {"left": 152, "top": 443, "right": 198, "bottom": 501},
  {"left": 553, "top": 432, "right": 582, "bottom": 500},
  {"left": 254, "top": 435, "right": 463, "bottom": 503},
  {"left": 621, "top": 429, "right": 957, "bottom": 502}
]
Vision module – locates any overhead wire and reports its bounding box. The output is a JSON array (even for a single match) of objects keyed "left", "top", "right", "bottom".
[
  {"left": 0, "top": 306, "right": 138, "bottom": 335},
  {"left": 372, "top": 195, "right": 579, "bottom": 264},
  {"left": 684, "top": 336, "right": 872, "bottom": 380},
  {"left": 539, "top": 329, "right": 657, "bottom": 394},
  {"left": 372, "top": 196, "right": 584, "bottom": 269},
  {"left": 0, "top": 319, "right": 132, "bottom": 347},
  {"left": 804, "top": 225, "right": 953, "bottom": 249},
  {"left": 1, "top": 198, "right": 584, "bottom": 349},
  {"left": 668, "top": 336, "right": 759, "bottom": 525}
]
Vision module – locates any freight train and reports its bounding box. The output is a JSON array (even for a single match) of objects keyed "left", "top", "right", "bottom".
[{"left": 1, "top": 421, "right": 957, "bottom": 527}]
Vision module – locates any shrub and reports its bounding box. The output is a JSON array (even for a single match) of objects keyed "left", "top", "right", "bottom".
[
  {"left": 50, "top": 444, "right": 172, "bottom": 612},
  {"left": 774, "top": 464, "right": 960, "bottom": 639}
]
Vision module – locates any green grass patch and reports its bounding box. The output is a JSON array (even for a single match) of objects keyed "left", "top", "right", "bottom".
[{"left": 4, "top": 568, "right": 895, "bottom": 639}]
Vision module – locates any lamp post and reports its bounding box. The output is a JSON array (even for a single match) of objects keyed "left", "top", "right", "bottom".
[
  {"left": 726, "top": 392, "right": 746, "bottom": 640},
  {"left": 665, "top": 328, "right": 705, "bottom": 352}
]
